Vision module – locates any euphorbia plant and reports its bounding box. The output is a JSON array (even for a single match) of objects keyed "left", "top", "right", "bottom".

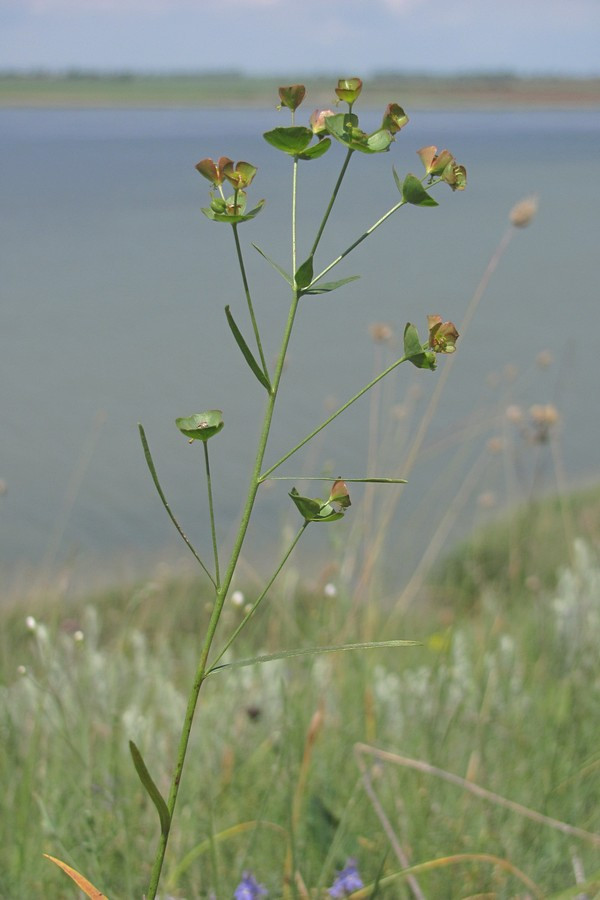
[{"left": 46, "top": 76, "right": 464, "bottom": 899}]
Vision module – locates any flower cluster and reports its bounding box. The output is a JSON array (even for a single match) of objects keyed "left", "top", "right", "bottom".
[{"left": 328, "top": 858, "right": 364, "bottom": 897}]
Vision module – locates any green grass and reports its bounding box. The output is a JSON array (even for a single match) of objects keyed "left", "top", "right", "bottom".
[{"left": 3, "top": 502, "right": 600, "bottom": 898}]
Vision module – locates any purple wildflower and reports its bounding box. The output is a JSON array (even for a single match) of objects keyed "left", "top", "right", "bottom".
[
  {"left": 233, "top": 871, "right": 267, "bottom": 900},
  {"left": 328, "top": 858, "right": 364, "bottom": 897}
]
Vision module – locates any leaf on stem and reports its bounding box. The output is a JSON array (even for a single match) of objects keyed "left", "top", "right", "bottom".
[
  {"left": 209, "top": 640, "right": 420, "bottom": 673},
  {"left": 302, "top": 274, "right": 360, "bottom": 296},
  {"left": 225, "top": 306, "right": 271, "bottom": 391},
  {"left": 43, "top": 855, "right": 108, "bottom": 899},
  {"left": 294, "top": 256, "right": 314, "bottom": 291},
  {"left": 252, "top": 244, "right": 293, "bottom": 285},
  {"left": 129, "top": 740, "right": 171, "bottom": 838},
  {"left": 403, "top": 323, "right": 437, "bottom": 370},
  {"left": 263, "top": 126, "right": 313, "bottom": 155},
  {"left": 298, "top": 138, "right": 331, "bottom": 160},
  {"left": 401, "top": 173, "right": 439, "bottom": 207}
]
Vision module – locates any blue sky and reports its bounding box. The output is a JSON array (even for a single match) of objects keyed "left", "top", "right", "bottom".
[{"left": 1, "top": 0, "right": 599, "bottom": 75}]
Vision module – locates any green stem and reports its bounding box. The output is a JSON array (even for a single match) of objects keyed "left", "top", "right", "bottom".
[
  {"left": 311, "top": 197, "right": 407, "bottom": 288},
  {"left": 232, "top": 223, "right": 270, "bottom": 380},
  {"left": 209, "top": 522, "right": 309, "bottom": 672},
  {"left": 310, "top": 176, "right": 442, "bottom": 289},
  {"left": 203, "top": 441, "right": 220, "bottom": 589},
  {"left": 138, "top": 424, "right": 215, "bottom": 588},
  {"left": 145, "top": 145, "right": 303, "bottom": 900},
  {"left": 260, "top": 355, "right": 409, "bottom": 481},
  {"left": 310, "top": 148, "right": 354, "bottom": 258}
]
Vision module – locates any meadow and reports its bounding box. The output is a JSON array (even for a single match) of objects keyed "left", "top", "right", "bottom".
[{"left": 3, "top": 488, "right": 600, "bottom": 898}]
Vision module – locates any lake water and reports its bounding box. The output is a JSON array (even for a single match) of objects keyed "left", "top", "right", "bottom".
[{"left": 2, "top": 106, "right": 599, "bottom": 590}]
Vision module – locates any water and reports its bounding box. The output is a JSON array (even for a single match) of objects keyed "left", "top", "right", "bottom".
[{"left": 2, "top": 107, "right": 599, "bottom": 587}]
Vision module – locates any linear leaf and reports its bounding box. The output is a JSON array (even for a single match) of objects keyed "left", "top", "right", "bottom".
[
  {"left": 209, "top": 640, "right": 419, "bottom": 673},
  {"left": 252, "top": 243, "right": 293, "bottom": 285},
  {"left": 43, "top": 855, "right": 108, "bottom": 899},
  {"left": 303, "top": 275, "right": 360, "bottom": 295},
  {"left": 138, "top": 425, "right": 215, "bottom": 584},
  {"left": 225, "top": 306, "right": 271, "bottom": 391},
  {"left": 129, "top": 740, "right": 171, "bottom": 837},
  {"left": 265, "top": 476, "right": 407, "bottom": 484}
]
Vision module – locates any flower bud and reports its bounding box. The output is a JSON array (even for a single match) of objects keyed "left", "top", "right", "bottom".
[
  {"left": 309, "top": 108, "right": 335, "bottom": 134},
  {"left": 417, "top": 145, "right": 455, "bottom": 176},
  {"left": 195, "top": 156, "right": 233, "bottom": 186},
  {"left": 427, "top": 315, "right": 459, "bottom": 353},
  {"left": 335, "top": 77, "right": 363, "bottom": 105},
  {"left": 381, "top": 103, "right": 409, "bottom": 135},
  {"left": 441, "top": 161, "right": 467, "bottom": 191},
  {"left": 221, "top": 160, "right": 257, "bottom": 190},
  {"left": 278, "top": 84, "right": 306, "bottom": 111}
]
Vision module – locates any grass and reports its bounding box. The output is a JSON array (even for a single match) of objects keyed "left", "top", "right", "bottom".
[{"left": 3, "top": 505, "right": 600, "bottom": 898}]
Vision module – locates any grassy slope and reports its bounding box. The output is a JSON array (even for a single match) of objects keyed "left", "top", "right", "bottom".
[
  {"left": 3, "top": 487, "right": 600, "bottom": 898},
  {"left": 2, "top": 72, "right": 600, "bottom": 108}
]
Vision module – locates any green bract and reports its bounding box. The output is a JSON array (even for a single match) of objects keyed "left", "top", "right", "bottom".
[
  {"left": 175, "top": 411, "right": 224, "bottom": 442},
  {"left": 324, "top": 113, "right": 393, "bottom": 154},
  {"left": 201, "top": 192, "right": 265, "bottom": 224},
  {"left": 263, "top": 126, "right": 331, "bottom": 160},
  {"left": 399, "top": 172, "right": 439, "bottom": 207},
  {"left": 289, "top": 487, "right": 347, "bottom": 523},
  {"left": 403, "top": 323, "right": 437, "bottom": 371}
]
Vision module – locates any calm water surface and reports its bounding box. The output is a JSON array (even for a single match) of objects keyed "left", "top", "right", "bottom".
[{"left": 2, "top": 107, "right": 599, "bottom": 586}]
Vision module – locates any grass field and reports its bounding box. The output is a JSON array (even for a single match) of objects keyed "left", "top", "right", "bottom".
[
  {"left": 2, "top": 71, "right": 600, "bottom": 108},
  {"left": 3, "top": 487, "right": 600, "bottom": 898}
]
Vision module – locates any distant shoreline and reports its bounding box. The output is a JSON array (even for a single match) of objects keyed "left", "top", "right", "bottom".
[{"left": 2, "top": 72, "right": 600, "bottom": 109}]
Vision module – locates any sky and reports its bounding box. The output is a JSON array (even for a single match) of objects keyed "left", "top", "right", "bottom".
[{"left": 1, "top": 0, "right": 600, "bottom": 76}]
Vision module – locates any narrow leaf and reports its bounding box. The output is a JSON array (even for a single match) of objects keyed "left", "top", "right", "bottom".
[
  {"left": 129, "top": 740, "right": 171, "bottom": 837},
  {"left": 392, "top": 165, "right": 403, "bottom": 195},
  {"left": 225, "top": 306, "right": 271, "bottom": 391},
  {"left": 43, "top": 855, "right": 108, "bottom": 899},
  {"left": 402, "top": 173, "right": 439, "bottom": 207},
  {"left": 252, "top": 243, "right": 293, "bottom": 285},
  {"left": 295, "top": 255, "right": 314, "bottom": 291},
  {"left": 138, "top": 424, "right": 215, "bottom": 584},
  {"left": 209, "top": 640, "right": 419, "bottom": 673},
  {"left": 303, "top": 274, "right": 360, "bottom": 295},
  {"left": 267, "top": 476, "right": 407, "bottom": 484}
]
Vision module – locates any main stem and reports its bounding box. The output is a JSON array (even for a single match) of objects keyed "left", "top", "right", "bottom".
[{"left": 145, "top": 154, "right": 302, "bottom": 900}]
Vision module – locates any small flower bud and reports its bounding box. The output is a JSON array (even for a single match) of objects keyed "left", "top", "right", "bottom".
[
  {"left": 381, "top": 103, "right": 409, "bottom": 134},
  {"left": 417, "top": 145, "right": 454, "bottom": 176},
  {"left": 510, "top": 195, "right": 538, "bottom": 228},
  {"left": 221, "top": 160, "right": 257, "bottom": 190},
  {"left": 441, "top": 161, "right": 467, "bottom": 191},
  {"left": 195, "top": 156, "right": 233, "bottom": 186},
  {"left": 309, "top": 108, "right": 335, "bottom": 134},
  {"left": 335, "top": 77, "right": 363, "bottom": 105},
  {"left": 278, "top": 84, "right": 306, "bottom": 111},
  {"left": 427, "top": 315, "right": 459, "bottom": 353}
]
